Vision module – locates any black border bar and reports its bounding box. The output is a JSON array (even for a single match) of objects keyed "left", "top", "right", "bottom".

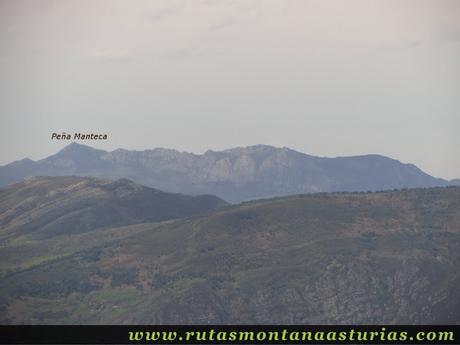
[{"left": 1, "top": 325, "right": 459, "bottom": 344}]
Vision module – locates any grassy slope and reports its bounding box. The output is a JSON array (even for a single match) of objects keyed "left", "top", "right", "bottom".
[
  {"left": 0, "top": 187, "right": 459, "bottom": 324},
  {"left": 0, "top": 176, "right": 227, "bottom": 244}
]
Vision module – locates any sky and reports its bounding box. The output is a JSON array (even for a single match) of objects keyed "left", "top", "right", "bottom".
[{"left": 0, "top": 0, "right": 459, "bottom": 179}]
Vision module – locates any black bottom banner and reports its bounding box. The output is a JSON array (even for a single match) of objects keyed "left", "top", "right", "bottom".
[{"left": 0, "top": 325, "right": 459, "bottom": 344}]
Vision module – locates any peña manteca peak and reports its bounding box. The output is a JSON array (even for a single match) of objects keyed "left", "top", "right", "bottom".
[{"left": 0, "top": 143, "right": 449, "bottom": 203}]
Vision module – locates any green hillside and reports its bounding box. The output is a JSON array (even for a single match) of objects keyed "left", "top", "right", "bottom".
[
  {"left": 0, "top": 176, "right": 227, "bottom": 244},
  {"left": 1, "top": 186, "right": 459, "bottom": 324}
]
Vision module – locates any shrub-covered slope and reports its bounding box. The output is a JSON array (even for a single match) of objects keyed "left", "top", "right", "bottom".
[{"left": 0, "top": 187, "right": 459, "bottom": 324}]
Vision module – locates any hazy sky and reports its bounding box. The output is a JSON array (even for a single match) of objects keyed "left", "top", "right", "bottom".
[{"left": 0, "top": 0, "right": 459, "bottom": 179}]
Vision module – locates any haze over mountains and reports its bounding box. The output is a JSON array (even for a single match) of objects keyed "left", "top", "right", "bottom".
[
  {"left": 0, "top": 143, "right": 451, "bottom": 203},
  {"left": 0, "top": 179, "right": 459, "bottom": 324}
]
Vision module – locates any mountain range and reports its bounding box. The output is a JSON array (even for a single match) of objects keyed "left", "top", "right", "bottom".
[
  {"left": 0, "top": 177, "right": 459, "bottom": 324},
  {"left": 0, "top": 143, "right": 452, "bottom": 203},
  {"left": 1, "top": 144, "right": 459, "bottom": 324}
]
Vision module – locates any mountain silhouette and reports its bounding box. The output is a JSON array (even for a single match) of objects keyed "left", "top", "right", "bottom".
[{"left": 0, "top": 143, "right": 449, "bottom": 202}]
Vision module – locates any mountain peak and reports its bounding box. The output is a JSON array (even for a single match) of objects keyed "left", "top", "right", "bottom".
[
  {"left": 50, "top": 143, "right": 107, "bottom": 162},
  {"left": 7, "top": 157, "right": 35, "bottom": 167},
  {"left": 450, "top": 179, "right": 460, "bottom": 186},
  {"left": 57, "top": 142, "right": 102, "bottom": 155}
]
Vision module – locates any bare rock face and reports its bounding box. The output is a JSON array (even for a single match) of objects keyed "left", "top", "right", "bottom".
[{"left": 0, "top": 143, "right": 449, "bottom": 202}]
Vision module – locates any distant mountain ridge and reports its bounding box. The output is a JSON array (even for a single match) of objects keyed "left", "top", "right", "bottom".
[
  {"left": 0, "top": 143, "right": 450, "bottom": 202},
  {"left": 450, "top": 179, "right": 460, "bottom": 186}
]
